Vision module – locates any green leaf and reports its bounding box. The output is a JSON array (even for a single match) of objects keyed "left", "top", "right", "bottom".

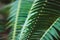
[
  {"left": 40, "top": 17, "right": 60, "bottom": 40},
  {"left": 6, "top": 0, "right": 22, "bottom": 40},
  {"left": 11, "top": 0, "right": 21, "bottom": 40},
  {"left": 18, "top": 0, "right": 60, "bottom": 40},
  {"left": 6, "top": 0, "right": 34, "bottom": 40}
]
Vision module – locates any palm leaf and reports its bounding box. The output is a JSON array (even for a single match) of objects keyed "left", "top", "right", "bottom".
[
  {"left": 6, "top": 0, "right": 34, "bottom": 40},
  {"left": 40, "top": 17, "right": 60, "bottom": 40},
  {"left": 6, "top": 0, "right": 22, "bottom": 40},
  {"left": 18, "top": 0, "right": 60, "bottom": 40}
]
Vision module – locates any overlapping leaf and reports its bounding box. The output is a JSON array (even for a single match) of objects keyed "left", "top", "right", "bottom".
[
  {"left": 6, "top": 0, "right": 34, "bottom": 40},
  {"left": 40, "top": 17, "right": 60, "bottom": 40},
  {"left": 18, "top": 0, "right": 60, "bottom": 40}
]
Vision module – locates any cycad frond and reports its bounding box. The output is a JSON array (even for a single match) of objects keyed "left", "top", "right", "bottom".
[
  {"left": 18, "top": 0, "right": 60, "bottom": 40},
  {"left": 6, "top": 0, "right": 34, "bottom": 40},
  {"left": 40, "top": 17, "right": 60, "bottom": 40},
  {"left": 6, "top": 0, "right": 21, "bottom": 40}
]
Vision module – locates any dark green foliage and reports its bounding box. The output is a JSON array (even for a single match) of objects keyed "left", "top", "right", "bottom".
[
  {"left": 40, "top": 17, "right": 60, "bottom": 40},
  {"left": 19, "top": 0, "right": 60, "bottom": 40},
  {"left": 0, "top": 0, "right": 60, "bottom": 40},
  {"left": 6, "top": 0, "right": 33, "bottom": 40}
]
